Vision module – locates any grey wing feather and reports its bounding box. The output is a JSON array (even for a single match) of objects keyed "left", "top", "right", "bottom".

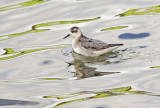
[{"left": 80, "top": 36, "right": 123, "bottom": 51}]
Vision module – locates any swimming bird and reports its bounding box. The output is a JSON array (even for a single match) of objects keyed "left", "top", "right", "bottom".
[{"left": 63, "top": 26, "right": 123, "bottom": 56}]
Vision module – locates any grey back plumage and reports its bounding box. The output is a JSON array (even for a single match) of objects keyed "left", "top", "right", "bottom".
[{"left": 79, "top": 35, "right": 123, "bottom": 51}]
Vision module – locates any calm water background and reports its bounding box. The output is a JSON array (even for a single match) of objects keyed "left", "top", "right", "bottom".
[{"left": 0, "top": 0, "right": 160, "bottom": 108}]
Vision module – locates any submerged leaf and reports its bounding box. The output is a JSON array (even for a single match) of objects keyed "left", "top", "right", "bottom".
[
  {"left": 43, "top": 86, "right": 147, "bottom": 108},
  {"left": 101, "top": 26, "right": 128, "bottom": 31},
  {"left": 0, "top": 0, "right": 45, "bottom": 12},
  {"left": 33, "top": 17, "right": 101, "bottom": 29},
  {"left": 0, "top": 17, "right": 100, "bottom": 41},
  {"left": 3, "top": 48, "right": 16, "bottom": 54},
  {"left": 0, "top": 44, "right": 71, "bottom": 60},
  {"left": 150, "top": 66, "right": 160, "bottom": 68},
  {"left": 117, "top": 5, "right": 160, "bottom": 17}
]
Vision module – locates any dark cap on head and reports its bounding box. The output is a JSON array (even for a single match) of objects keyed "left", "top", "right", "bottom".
[
  {"left": 63, "top": 26, "right": 80, "bottom": 39},
  {"left": 70, "top": 26, "right": 79, "bottom": 33}
]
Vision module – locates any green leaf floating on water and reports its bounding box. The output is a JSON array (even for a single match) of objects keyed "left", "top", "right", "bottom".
[
  {"left": 0, "top": 44, "right": 71, "bottom": 60},
  {"left": 39, "top": 78, "right": 67, "bottom": 80},
  {"left": 3, "top": 48, "right": 16, "bottom": 54},
  {"left": 101, "top": 26, "right": 128, "bottom": 31},
  {"left": 117, "top": 5, "right": 160, "bottom": 17},
  {"left": 44, "top": 96, "right": 66, "bottom": 99},
  {"left": 0, "top": 29, "right": 49, "bottom": 41},
  {"left": 43, "top": 86, "right": 132, "bottom": 99},
  {"left": 0, "top": 0, "right": 46, "bottom": 12},
  {"left": 0, "top": 17, "right": 100, "bottom": 41},
  {"left": 150, "top": 66, "right": 160, "bottom": 68},
  {"left": 109, "top": 86, "right": 131, "bottom": 92},
  {"left": 32, "top": 17, "right": 101, "bottom": 29},
  {"left": 43, "top": 86, "right": 146, "bottom": 108},
  {"left": 0, "top": 48, "right": 48, "bottom": 60},
  {"left": 43, "top": 93, "right": 80, "bottom": 99},
  {"left": 47, "top": 86, "right": 155, "bottom": 108},
  {"left": 52, "top": 99, "right": 83, "bottom": 108}
]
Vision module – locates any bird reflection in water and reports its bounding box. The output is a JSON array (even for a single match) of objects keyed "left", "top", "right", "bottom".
[{"left": 66, "top": 51, "right": 122, "bottom": 79}]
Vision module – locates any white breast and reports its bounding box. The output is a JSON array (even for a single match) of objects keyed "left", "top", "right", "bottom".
[{"left": 72, "top": 40, "right": 90, "bottom": 56}]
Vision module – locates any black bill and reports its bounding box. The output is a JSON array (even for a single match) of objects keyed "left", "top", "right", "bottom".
[{"left": 63, "top": 34, "right": 70, "bottom": 39}]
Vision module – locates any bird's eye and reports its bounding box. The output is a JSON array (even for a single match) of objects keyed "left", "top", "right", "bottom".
[{"left": 71, "top": 30, "right": 74, "bottom": 33}]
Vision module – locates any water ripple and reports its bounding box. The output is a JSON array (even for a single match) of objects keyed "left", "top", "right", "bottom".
[
  {"left": 0, "top": 17, "right": 100, "bottom": 41},
  {"left": 0, "top": 0, "right": 50, "bottom": 12},
  {"left": 0, "top": 99, "right": 39, "bottom": 106}
]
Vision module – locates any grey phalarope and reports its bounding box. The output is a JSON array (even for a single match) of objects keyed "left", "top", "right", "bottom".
[{"left": 63, "top": 26, "right": 123, "bottom": 56}]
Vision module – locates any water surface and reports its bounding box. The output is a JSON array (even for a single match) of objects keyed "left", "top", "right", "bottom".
[{"left": 0, "top": 0, "right": 160, "bottom": 108}]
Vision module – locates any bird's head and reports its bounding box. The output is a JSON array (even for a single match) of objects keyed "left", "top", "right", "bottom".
[{"left": 63, "top": 26, "right": 82, "bottom": 39}]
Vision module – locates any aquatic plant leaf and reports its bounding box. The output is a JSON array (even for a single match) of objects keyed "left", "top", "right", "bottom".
[
  {"left": 0, "top": 44, "right": 71, "bottom": 60},
  {"left": 150, "top": 66, "right": 160, "bottom": 68},
  {"left": 44, "top": 96, "right": 66, "bottom": 99},
  {"left": 101, "top": 26, "right": 128, "bottom": 31},
  {"left": 0, "top": 29, "right": 49, "bottom": 41},
  {"left": 10, "top": 29, "right": 49, "bottom": 36},
  {"left": 0, "top": 0, "right": 45, "bottom": 12},
  {"left": 43, "top": 86, "right": 138, "bottom": 108},
  {"left": 39, "top": 78, "right": 67, "bottom": 80},
  {"left": 0, "top": 49, "right": 48, "bottom": 60},
  {"left": 3, "top": 48, "right": 16, "bottom": 54},
  {"left": 52, "top": 99, "right": 83, "bottom": 108},
  {"left": 0, "top": 17, "right": 100, "bottom": 41},
  {"left": 109, "top": 86, "right": 132, "bottom": 92},
  {"left": 117, "top": 5, "right": 160, "bottom": 17},
  {"left": 92, "top": 92, "right": 112, "bottom": 98},
  {"left": 32, "top": 17, "right": 101, "bottom": 29},
  {"left": 49, "top": 86, "right": 154, "bottom": 108},
  {"left": 43, "top": 93, "right": 81, "bottom": 100}
]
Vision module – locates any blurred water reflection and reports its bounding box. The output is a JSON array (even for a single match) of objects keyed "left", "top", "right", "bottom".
[
  {"left": 0, "top": 99, "right": 39, "bottom": 106},
  {"left": 66, "top": 52, "right": 121, "bottom": 79},
  {"left": 119, "top": 33, "right": 150, "bottom": 39}
]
